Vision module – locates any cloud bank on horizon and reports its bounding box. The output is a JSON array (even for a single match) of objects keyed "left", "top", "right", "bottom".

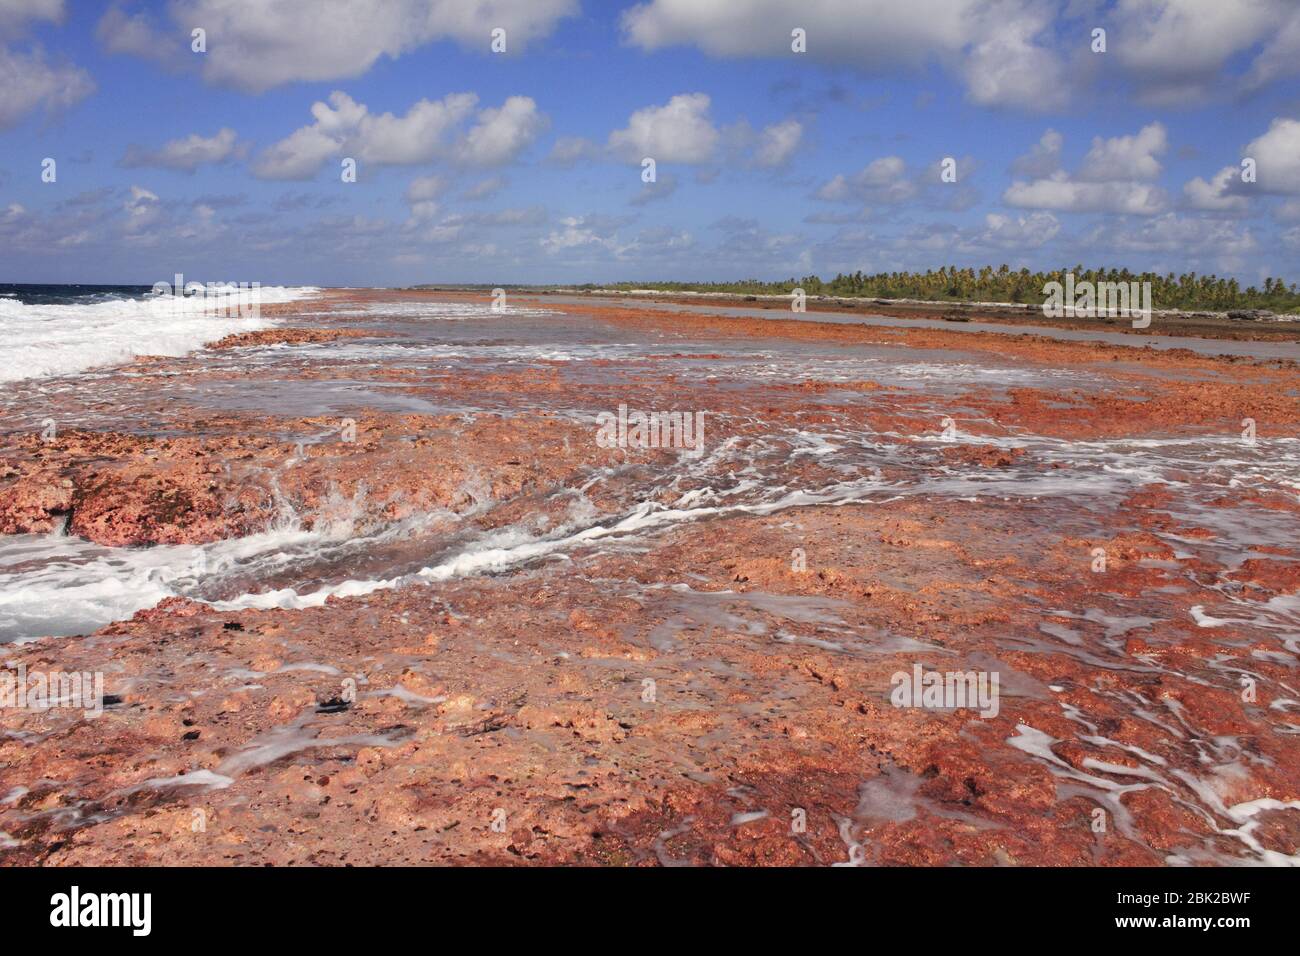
[{"left": 2, "top": 0, "right": 1299, "bottom": 287}]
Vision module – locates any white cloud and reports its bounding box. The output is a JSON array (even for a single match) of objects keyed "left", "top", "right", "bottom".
[
  {"left": 123, "top": 184, "right": 160, "bottom": 233},
  {"left": 607, "top": 93, "right": 719, "bottom": 164},
  {"left": 357, "top": 93, "right": 478, "bottom": 165},
  {"left": 1183, "top": 165, "right": 1249, "bottom": 213},
  {"left": 754, "top": 118, "right": 803, "bottom": 167},
  {"left": 1004, "top": 174, "right": 1167, "bottom": 215},
  {"left": 253, "top": 91, "right": 544, "bottom": 179},
  {"left": 1088, "top": 212, "right": 1258, "bottom": 270},
  {"left": 893, "top": 211, "right": 1060, "bottom": 255},
  {"left": 102, "top": 0, "right": 578, "bottom": 93},
  {"left": 0, "top": 45, "right": 93, "bottom": 129},
  {"left": 1181, "top": 117, "right": 1300, "bottom": 213},
  {"left": 1244, "top": 4, "right": 1300, "bottom": 90},
  {"left": 958, "top": 2, "right": 1068, "bottom": 111},
  {"left": 617, "top": 226, "right": 695, "bottom": 259},
  {"left": 95, "top": 3, "right": 184, "bottom": 67},
  {"left": 454, "top": 96, "right": 547, "bottom": 166},
  {"left": 978, "top": 211, "right": 1060, "bottom": 248},
  {"left": 404, "top": 173, "right": 447, "bottom": 224},
  {"left": 463, "top": 176, "right": 506, "bottom": 200},
  {"left": 541, "top": 215, "right": 622, "bottom": 254},
  {"left": 622, "top": 0, "right": 1065, "bottom": 111},
  {"left": 1242, "top": 117, "right": 1300, "bottom": 194},
  {"left": 1010, "top": 129, "right": 1063, "bottom": 178},
  {"left": 1111, "top": 0, "right": 1295, "bottom": 105},
  {"left": 1003, "top": 124, "right": 1169, "bottom": 215},
  {"left": 0, "top": 0, "right": 63, "bottom": 37},
  {"left": 406, "top": 174, "right": 448, "bottom": 203},
  {"left": 121, "top": 127, "right": 244, "bottom": 171},
  {"left": 621, "top": 1, "right": 1300, "bottom": 110},
  {"left": 1277, "top": 199, "right": 1300, "bottom": 223},
  {"left": 1078, "top": 122, "right": 1167, "bottom": 182},
  {"left": 816, "top": 156, "right": 915, "bottom": 204}
]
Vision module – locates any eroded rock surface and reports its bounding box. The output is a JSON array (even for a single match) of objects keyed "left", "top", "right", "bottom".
[{"left": 1, "top": 289, "right": 1297, "bottom": 866}]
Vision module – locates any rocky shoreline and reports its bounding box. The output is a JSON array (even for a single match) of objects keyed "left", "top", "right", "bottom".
[{"left": 1, "top": 289, "right": 1297, "bottom": 866}]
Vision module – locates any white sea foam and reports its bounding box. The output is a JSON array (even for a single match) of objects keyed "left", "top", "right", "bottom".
[
  {"left": 0, "top": 502, "right": 438, "bottom": 642},
  {"left": 0, "top": 286, "right": 319, "bottom": 382}
]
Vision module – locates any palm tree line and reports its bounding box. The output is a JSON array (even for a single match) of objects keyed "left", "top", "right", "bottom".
[{"left": 597, "top": 266, "right": 1300, "bottom": 313}]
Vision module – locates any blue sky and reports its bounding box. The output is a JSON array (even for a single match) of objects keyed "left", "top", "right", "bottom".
[{"left": 2, "top": 0, "right": 1300, "bottom": 287}]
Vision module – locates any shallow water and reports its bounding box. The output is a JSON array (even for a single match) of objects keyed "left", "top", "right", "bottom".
[
  {"left": 3, "top": 293, "right": 1298, "bottom": 866},
  {"left": 0, "top": 296, "right": 1108, "bottom": 434},
  {"left": 3, "top": 296, "right": 1297, "bottom": 642},
  {"left": 4, "top": 413, "right": 1296, "bottom": 642}
]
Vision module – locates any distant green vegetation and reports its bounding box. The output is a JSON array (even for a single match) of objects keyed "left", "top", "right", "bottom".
[{"left": 592, "top": 266, "right": 1300, "bottom": 314}]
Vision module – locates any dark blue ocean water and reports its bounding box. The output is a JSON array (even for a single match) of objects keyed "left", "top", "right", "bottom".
[{"left": 0, "top": 284, "right": 154, "bottom": 306}]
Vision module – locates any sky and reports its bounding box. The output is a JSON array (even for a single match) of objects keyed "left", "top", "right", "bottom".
[{"left": 2, "top": 0, "right": 1300, "bottom": 288}]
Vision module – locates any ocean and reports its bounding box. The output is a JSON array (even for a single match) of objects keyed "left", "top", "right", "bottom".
[{"left": 0, "top": 283, "right": 318, "bottom": 383}]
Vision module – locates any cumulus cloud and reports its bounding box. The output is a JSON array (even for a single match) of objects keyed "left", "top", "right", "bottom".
[
  {"left": 0, "top": 0, "right": 64, "bottom": 37},
  {"left": 892, "top": 211, "right": 1059, "bottom": 255},
  {"left": 1242, "top": 117, "right": 1300, "bottom": 194},
  {"left": 977, "top": 211, "right": 1060, "bottom": 248},
  {"left": 122, "top": 184, "right": 161, "bottom": 233},
  {"left": 541, "top": 215, "right": 620, "bottom": 254},
  {"left": 1010, "top": 129, "right": 1063, "bottom": 178},
  {"left": 1078, "top": 123, "right": 1167, "bottom": 182},
  {"left": 1004, "top": 124, "right": 1169, "bottom": 214},
  {"left": 121, "top": 127, "right": 245, "bottom": 171},
  {"left": 358, "top": 93, "right": 478, "bottom": 165},
  {"left": 456, "top": 96, "right": 549, "bottom": 166},
  {"left": 99, "top": 0, "right": 578, "bottom": 93},
  {"left": 1004, "top": 175, "right": 1167, "bottom": 215},
  {"left": 958, "top": 2, "right": 1068, "bottom": 111},
  {"left": 1244, "top": 5, "right": 1300, "bottom": 91},
  {"left": 622, "top": 1, "right": 1300, "bottom": 110},
  {"left": 253, "top": 91, "right": 546, "bottom": 180},
  {"left": 621, "top": 0, "right": 1066, "bottom": 111},
  {"left": 0, "top": 8, "right": 94, "bottom": 130},
  {"left": 0, "top": 47, "right": 92, "bottom": 127},
  {"left": 1111, "top": 0, "right": 1299, "bottom": 105},
  {"left": 1086, "top": 212, "right": 1258, "bottom": 271},
  {"left": 1181, "top": 117, "right": 1300, "bottom": 213},
  {"left": 754, "top": 118, "right": 803, "bottom": 167},
  {"left": 816, "top": 156, "right": 916, "bottom": 204},
  {"left": 1183, "top": 165, "right": 1249, "bottom": 213},
  {"left": 95, "top": 3, "right": 186, "bottom": 68},
  {"left": 404, "top": 174, "right": 447, "bottom": 223},
  {"left": 607, "top": 93, "right": 720, "bottom": 164}
]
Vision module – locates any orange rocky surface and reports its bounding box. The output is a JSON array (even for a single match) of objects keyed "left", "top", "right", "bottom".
[
  {"left": 1, "top": 289, "right": 1297, "bottom": 866},
  {"left": 0, "top": 415, "right": 602, "bottom": 546}
]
